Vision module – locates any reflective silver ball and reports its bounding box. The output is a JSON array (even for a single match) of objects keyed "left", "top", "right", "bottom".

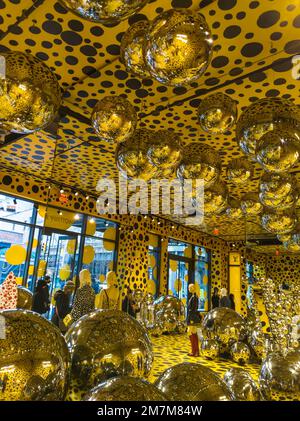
[
  {"left": 143, "top": 9, "right": 213, "bottom": 86},
  {"left": 261, "top": 208, "right": 296, "bottom": 234},
  {"left": 198, "top": 93, "right": 237, "bottom": 134},
  {"left": 204, "top": 181, "right": 228, "bottom": 216},
  {"left": 65, "top": 310, "right": 153, "bottom": 390},
  {"left": 227, "top": 158, "right": 253, "bottom": 186},
  {"left": 147, "top": 130, "right": 183, "bottom": 171},
  {"left": 92, "top": 96, "right": 137, "bottom": 144},
  {"left": 223, "top": 368, "right": 261, "bottom": 401},
  {"left": 229, "top": 341, "right": 251, "bottom": 365},
  {"left": 201, "top": 339, "right": 220, "bottom": 360},
  {"left": 241, "top": 193, "right": 263, "bottom": 216},
  {"left": 17, "top": 286, "right": 33, "bottom": 310},
  {"left": 155, "top": 362, "right": 233, "bottom": 401},
  {"left": 249, "top": 329, "right": 268, "bottom": 360},
  {"left": 225, "top": 197, "right": 244, "bottom": 219}
]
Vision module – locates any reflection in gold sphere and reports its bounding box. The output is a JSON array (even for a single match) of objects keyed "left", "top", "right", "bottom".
[
  {"left": 116, "top": 129, "right": 159, "bottom": 180},
  {"left": 155, "top": 363, "right": 233, "bottom": 401},
  {"left": 177, "top": 143, "right": 221, "bottom": 189},
  {"left": 204, "top": 182, "right": 228, "bottom": 216},
  {"left": 0, "top": 310, "right": 70, "bottom": 401},
  {"left": 147, "top": 130, "right": 182, "bottom": 171},
  {"left": 236, "top": 97, "right": 300, "bottom": 158},
  {"left": 84, "top": 376, "right": 167, "bottom": 401},
  {"left": 259, "top": 349, "right": 300, "bottom": 400},
  {"left": 201, "top": 339, "right": 220, "bottom": 360},
  {"left": 17, "top": 286, "right": 33, "bottom": 310},
  {"left": 143, "top": 9, "right": 213, "bottom": 86},
  {"left": 283, "top": 233, "right": 300, "bottom": 252},
  {"left": 227, "top": 158, "right": 253, "bottom": 185},
  {"left": 256, "top": 129, "right": 300, "bottom": 173},
  {"left": 198, "top": 93, "right": 237, "bottom": 134},
  {"left": 229, "top": 341, "right": 251, "bottom": 365},
  {"left": 120, "top": 20, "right": 150, "bottom": 78},
  {"left": 92, "top": 96, "right": 137, "bottom": 144},
  {"left": 277, "top": 233, "right": 292, "bottom": 243},
  {"left": 259, "top": 173, "right": 296, "bottom": 210},
  {"left": 241, "top": 193, "right": 263, "bottom": 216},
  {"left": 261, "top": 208, "right": 296, "bottom": 234},
  {"left": 59, "top": 0, "right": 149, "bottom": 24},
  {"left": 154, "top": 295, "right": 185, "bottom": 333},
  {"left": 0, "top": 51, "right": 62, "bottom": 134},
  {"left": 224, "top": 368, "right": 261, "bottom": 401},
  {"left": 226, "top": 197, "right": 244, "bottom": 219},
  {"left": 65, "top": 310, "right": 153, "bottom": 390}
]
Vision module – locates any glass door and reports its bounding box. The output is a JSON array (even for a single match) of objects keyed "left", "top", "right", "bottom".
[{"left": 168, "top": 255, "right": 192, "bottom": 307}]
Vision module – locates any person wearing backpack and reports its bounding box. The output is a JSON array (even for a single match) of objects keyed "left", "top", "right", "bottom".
[{"left": 51, "top": 281, "right": 74, "bottom": 333}]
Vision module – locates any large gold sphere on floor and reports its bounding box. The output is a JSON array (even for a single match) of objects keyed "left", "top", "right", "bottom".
[
  {"left": 147, "top": 130, "right": 182, "bottom": 172},
  {"left": 155, "top": 363, "right": 233, "bottom": 401},
  {"left": 261, "top": 208, "right": 296, "bottom": 234},
  {"left": 256, "top": 129, "right": 300, "bottom": 173},
  {"left": 120, "top": 20, "right": 150, "bottom": 78},
  {"left": 143, "top": 9, "right": 213, "bottom": 86},
  {"left": 177, "top": 144, "right": 221, "bottom": 189},
  {"left": 59, "top": 0, "right": 149, "bottom": 24},
  {"left": 92, "top": 96, "right": 137, "bottom": 144},
  {"left": 84, "top": 376, "right": 167, "bottom": 401},
  {"left": 227, "top": 158, "right": 253, "bottom": 186},
  {"left": 201, "top": 339, "right": 220, "bottom": 360},
  {"left": 229, "top": 341, "right": 251, "bottom": 365},
  {"left": 236, "top": 97, "right": 300, "bottom": 159},
  {"left": 17, "top": 286, "right": 33, "bottom": 310},
  {"left": 241, "top": 193, "right": 263, "bottom": 216},
  {"left": 116, "top": 129, "right": 159, "bottom": 180},
  {"left": 198, "top": 93, "right": 237, "bottom": 134},
  {"left": 202, "top": 308, "right": 247, "bottom": 348},
  {"left": 249, "top": 329, "right": 268, "bottom": 360},
  {"left": 0, "top": 310, "right": 69, "bottom": 401},
  {"left": 65, "top": 310, "right": 153, "bottom": 390},
  {"left": 259, "top": 349, "right": 300, "bottom": 401},
  {"left": 204, "top": 182, "right": 228, "bottom": 216},
  {"left": 0, "top": 51, "right": 62, "bottom": 134},
  {"left": 224, "top": 368, "right": 261, "bottom": 401}
]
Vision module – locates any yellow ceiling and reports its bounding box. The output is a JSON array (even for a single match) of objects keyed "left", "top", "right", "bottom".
[{"left": 0, "top": 0, "right": 300, "bottom": 244}]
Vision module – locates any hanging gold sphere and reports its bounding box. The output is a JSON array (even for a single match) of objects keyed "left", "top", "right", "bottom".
[
  {"left": 256, "top": 129, "right": 300, "bottom": 173},
  {"left": 241, "top": 193, "right": 263, "bottom": 216},
  {"left": 227, "top": 158, "right": 253, "bottom": 185},
  {"left": 261, "top": 208, "right": 297, "bottom": 234},
  {"left": 120, "top": 20, "right": 150, "bottom": 78},
  {"left": 0, "top": 51, "right": 62, "bottom": 134},
  {"left": 59, "top": 0, "right": 149, "bottom": 24},
  {"left": 198, "top": 93, "right": 237, "bottom": 134},
  {"left": 226, "top": 197, "right": 244, "bottom": 219},
  {"left": 204, "top": 181, "right": 228, "bottom": 216},
  {"left": 91, "top": 96, "right": 137, "bottom": 144},
  {"left": 143, "top": 9, "right": 213, "bottom": 86},
  {"left": 284, "top": 234, "right": 300, "bottom": 253},
  {"left": 259, "top": 173, "right": 295, "bottom": 207},
  {"left": 236, "top": 97, "right": 300, "bottom": 159},
  {"left": 116, "top": 128, "right": 159, "bottom": 181},
  {"left": 147, "top": 130, "right": 182, "bottom": 171},
  {"left": 277, "top": 233, "right": 292, "bottom": 242},
  {"left": 177, "top": 143, "right": 221, "bottom": 189}
]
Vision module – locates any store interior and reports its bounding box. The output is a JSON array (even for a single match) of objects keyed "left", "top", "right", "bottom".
[{"left": 0, "top": 0, "right": 300, "bottom": 402}]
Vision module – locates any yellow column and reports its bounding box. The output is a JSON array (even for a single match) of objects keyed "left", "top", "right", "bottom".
[{"left": 229, "top": 252, "right": 242, "bottom": 314}]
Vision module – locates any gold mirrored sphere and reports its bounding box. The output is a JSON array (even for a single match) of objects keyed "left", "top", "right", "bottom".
[
  {"left": 155, "top": 362, "right": 233, "bottom": 401},
  {"left": 236, "top": 97, "right": 300, "bottom": 158},
  {"left": 147, "top": 130, "right": 182, "bottom": 171},
  {"left": 143, "top": 9, "right": 213, "bottom": 86},
  {"left": 283, "top": 233, "right": 300, "bottom": 252},
  {"left": 116, "top": 128, "right": 159, "bottom": 180},
  {"left": 227, "top": 158, "right": 253, "bottom": 185},
  {"left": 259, "top": 173, "right": 296, "bottom": 210},
  {"left": 226, "top": 197, "right": 244, "bottom": 219},
  {"left": 65, "top": 310, "right": 153, "bottom": 390},
  {"left": 224, "top": 368, "right": 261, "bottom": 401},
  {"left": 0, "top": 310, "right": 70, "bottom": 401},
  {"left": 261, "top": 208, "right": 297, "bottom": 234},
  {"left": 256, "top": 129, "right": 300, "bottom": 173},
  {"left": 0, "top": 51, "right": 62, "bottom": 134},
  {"left": 120, "top": 20, "right": 150, "bottom": 78},
  {"left": 198, "top": 93, "right": 237, "bottom": 134},
  {"left": 92, "top": 96, "right": 137, "bottom": 144},
  {"left": 17, "top": 286, "right": 33, "bottom": 310},
  {"left": 241, "top": 193, "right": 263, "bottom": 216},
  {"left": 229, "top": 341, "right": 251, "bottom": 365},
  {"left": 201, "top": 339, "right": 220, "bottom": 360},
  {"left": 59, "top": 0, "right": 149, "bottom": 24},
  {"left": 204, "top": 181, "right": 228, "bottom": 216},
  {"left": 84, "top": 376, "right": 167, "bottom": 401}
]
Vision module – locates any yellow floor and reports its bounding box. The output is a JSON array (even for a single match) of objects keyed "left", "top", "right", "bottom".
[{"left": 149, "top": 333, "right": 260, "bottom": 383}]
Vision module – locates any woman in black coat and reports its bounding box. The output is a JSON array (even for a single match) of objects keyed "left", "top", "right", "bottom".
[
  {"left": 187, "top": 283, "right": 201, "bottom": 357},
  {"left": 32, "top": 279, "right": 50, "bottom": 315},
  {"left": 212, "top": 287, "right": 220, "bottom": 309}
]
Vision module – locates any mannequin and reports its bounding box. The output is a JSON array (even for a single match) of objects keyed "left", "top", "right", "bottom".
[
  {"left": 70, "top": 269, "right": 95, "bottom": 322},
  {"left": 95, "top": 271, "right": 120, "bottom": 310},
  {"left": 187, "top": 283, "right": 201, "bottom": 357}
]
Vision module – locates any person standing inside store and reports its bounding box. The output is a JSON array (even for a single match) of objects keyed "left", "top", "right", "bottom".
[
  {"left": 95, "top": 271, "right": 120, "bottom": 310},
  {"left": 122, "top": 288, "right": 138, "bottom": 318},
  {"left": 211, "top": 287, "right": 220, "bottom": 309},
  {"left": 229, "top": 293, "right": 236, "bottom": 310},
  {"left": 219, "top": 288, "right": 231, "bottom": 308},
  {"left": 51, "top": 280, "right": 75, "bottom": 333},
  {"left": 187, "top": 283, "right": 202, "bottom": 357},
  {"left": 32, "top": 278, "right": 50, "bottom": 315},
  {"left": 71, "top": 269, "right": 95, "bottom": 323}
]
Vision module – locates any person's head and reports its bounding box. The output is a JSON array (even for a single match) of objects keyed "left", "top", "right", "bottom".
[
  {"left": 220, "top": 288, "right": 227, "bottom": 297},
  {"left": 64, "top": 281, "right": 75, "bottom": 295},
  {"left": 79, "top": 269, "right": 91, "bottom": 287},
  {"left": 229, "top": 293, "right": 234, "bottom": 301},
  {"left": 106, "top": 271, "right": 117, "bottom": 288},
  {"left": 213, "top": 287, "right": 219, "bottom": 295},
  {"left": 188, "top": 283, "right": 195, "bottom": 294},
  {"left": 44, "top": 275, "right": 51, "bottom": 284}
]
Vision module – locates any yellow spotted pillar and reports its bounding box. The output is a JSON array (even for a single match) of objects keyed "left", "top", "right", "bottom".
[{"left": 229, "top": 252, "right": 242, "bottom": 314}]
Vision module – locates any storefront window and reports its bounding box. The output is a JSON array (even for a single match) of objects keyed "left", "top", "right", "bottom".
[{"left": 148, "top": 234, "right": 160, "bottom": 298}]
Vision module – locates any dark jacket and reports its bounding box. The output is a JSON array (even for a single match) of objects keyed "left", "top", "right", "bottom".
[
  {"left": 212, "top": 294, "right": 219, "bottom": 309},
  {"left": 219, "top": 295, "right": 231, "bottom": 308},
  {"left": 70, "top": 284, "right": 95, "bottom": 323},
  {"left": 51, "top": 290, "right": 72, "bottom": 326},
  {"left": 32, "top": 279, "right": 49, "bottom": 314},
  {"left": 187, "top": 293, "right": 201, "bottom": 325},
  {"left": 229, "top": 296, "right": 236, "bottom": 311},
  {"left": 122, "top": 295, "right": 136, "bottom": 318}
]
